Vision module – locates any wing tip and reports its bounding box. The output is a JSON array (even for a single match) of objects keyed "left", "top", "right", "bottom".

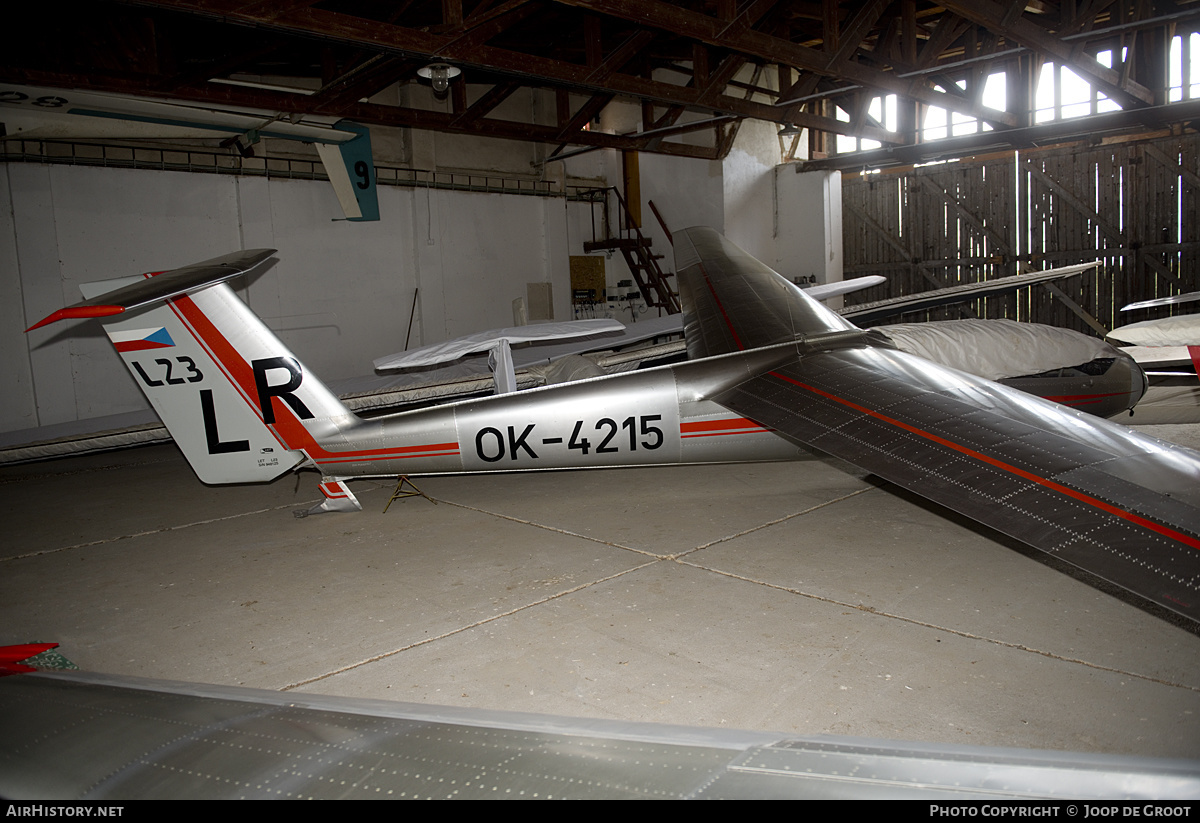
[{"left": 26, "top": 305, "right": 125, "bottom": 332}]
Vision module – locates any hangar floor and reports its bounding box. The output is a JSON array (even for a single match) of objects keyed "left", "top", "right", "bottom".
[{"left": 3, "top": 427, "right": 1200, "bottom": 761}]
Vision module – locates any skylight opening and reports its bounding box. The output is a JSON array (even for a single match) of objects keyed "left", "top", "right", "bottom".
[{"left": 824, "top": 41, "right": 1194, "bottom": 158}]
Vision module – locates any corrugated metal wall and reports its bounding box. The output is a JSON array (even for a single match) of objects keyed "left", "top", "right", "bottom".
[{"left": 841, "top": 134, "right": 1200, "bottom": 334}]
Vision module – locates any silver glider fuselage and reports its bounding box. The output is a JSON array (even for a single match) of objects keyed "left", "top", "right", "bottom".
[
  {"left": 312, "top": 346, "right": 808, "bottom": 478},
  {"left": 26, "top": 229, "right": 1200, "bottom": 627}
]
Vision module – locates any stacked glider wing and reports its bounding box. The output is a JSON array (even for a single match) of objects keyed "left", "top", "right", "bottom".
[{"left": 674, "top": 227, "right": 1200, "bottom": 625}]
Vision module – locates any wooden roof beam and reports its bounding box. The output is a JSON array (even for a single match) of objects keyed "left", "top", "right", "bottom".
[
  {"left": 436, "top": 0, "right": 540, "bottom": 50},
  {"left": 132, "top": 0, "right": 804, "bottom": 126},
  {"left": 199, "top": 74, "right": 722, "bottom": 157},
  {"left": 939, "top": 0, "right": 1154, "bottom": 108},
  {"left": 586, "top": 30, "right": 656, "bottom": 84},
  {"left": 451, "top": 80, "right": 523, "bottom": 127},
  {"left": 309, "top": 56, "right": 424, "bottom": 113},
  {"left": 551, "top": 0, "right": 1018, "bottom": 126},
  {"left": 556, "top": 92, "right": 613, "bottom": 140}
]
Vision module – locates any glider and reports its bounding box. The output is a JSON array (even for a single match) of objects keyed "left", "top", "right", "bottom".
[
  {"left": 1, "top": 83, "right": 378, "bottom": 221},
  {"left": 26, "top": 228, "right": 1200, "bottom": 625}
]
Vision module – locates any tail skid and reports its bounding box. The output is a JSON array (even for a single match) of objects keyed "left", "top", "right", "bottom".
[{"left": 302, "top": 479, "right": 364, "bottom": 516}]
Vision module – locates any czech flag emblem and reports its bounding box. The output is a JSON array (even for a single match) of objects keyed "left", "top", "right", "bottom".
[{"left": 108, "top": 327, "right": 176, "bottom": 353}]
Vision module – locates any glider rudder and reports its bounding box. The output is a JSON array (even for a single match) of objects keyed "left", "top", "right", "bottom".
[{"left": 27, "top": 251, "right": 355, "bottom": 487}]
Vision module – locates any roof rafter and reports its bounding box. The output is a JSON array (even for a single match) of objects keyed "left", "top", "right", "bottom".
[
  {"left": 125, "top": 0, "right": 894, "bottom": 141},
  {"left": 939, "top": 0, "right": 1154, "bottom": 107},
  {"left": 8, "top": 1, "right": 1197, "bottom": 162},
  {"left": 550, "top": 0, "right": 1018, "bottom": 126}
]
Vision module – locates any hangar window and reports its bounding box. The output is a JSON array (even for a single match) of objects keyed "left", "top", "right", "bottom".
[
  {"left": 835, "top": 94, "right": 897, "bottom": 154},
  {"left": 1034, "top": 55, "right": 1124, "bottom": 124},
  {"left": 920, "top": 74, "right": 1005, "bottom": 143},
  {"left": 831, "top": 38, "right": 1199, "bottom": 159},
  {"left": 1169, "top": 33, "right": 1200, "bottom": 102}
]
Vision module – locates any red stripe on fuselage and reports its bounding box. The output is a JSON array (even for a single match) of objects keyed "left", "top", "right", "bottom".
[
  {"left": 312, "top": 446, "right": 460, "bottom": 465},
  {"left": 680, "top": 417, "right": 770, "bottom": 437},
  {"left": 166, "top": 292, "right": 459, "bottom": 465}
]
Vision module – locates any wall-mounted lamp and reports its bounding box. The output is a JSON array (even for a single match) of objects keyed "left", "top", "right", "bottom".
[
  {"left": 418, "top": 63, "right": 462, "bottom": 98},
  {"left": 778, "top": 124, "right": 802, "bottom": 137}
]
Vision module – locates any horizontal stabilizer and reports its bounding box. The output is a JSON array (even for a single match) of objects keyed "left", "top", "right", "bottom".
[
  {"left": 375, "top": 319, "right": 625, "bottom": 371},
  {"left": 803, "top": 275, "right": 886, "bottom": 302},
  {"left": 27, "top": 249, "right": 275, "bottom": 331}
]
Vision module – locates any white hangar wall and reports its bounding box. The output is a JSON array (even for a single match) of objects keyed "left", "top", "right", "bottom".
[
  {"left": 723, "top": 118, "right": 779, "bottom": 261},
  {"left": 1, "top": 148, "right": 728, "bottom": 435},
  {"left": 721, "top": 118, "right": 843, "bottom": 294},
  {"left": 2, "top": 163, "right": 565, "bottom": 433}
]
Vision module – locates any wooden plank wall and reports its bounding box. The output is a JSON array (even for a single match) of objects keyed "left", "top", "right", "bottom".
[{"left": 841, "top": 133, "right": 1200, "bottom": 334}]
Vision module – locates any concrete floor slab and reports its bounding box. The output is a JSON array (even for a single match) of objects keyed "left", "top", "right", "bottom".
[
  {"left": 415, "top": 456, "right": 875, "bottom": 556},
  {"left": 691, "top": 483, "right": 1200, "bottom": 686},
  {"left": 2, "top": 441, "right": 1198, "bottom": 764},
  {"left": 291, "top": 559, "right": 1200, "bottom": 756},
  {"left": 1, "top": 447, "right": 316, "bottom": 557}
]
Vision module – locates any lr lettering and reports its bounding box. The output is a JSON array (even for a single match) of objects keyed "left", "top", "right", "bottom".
[
  {"left": 200, "top": 389, "right": 249, "bottom": 454},
  {"left": 201, "top": 357, "right": 315, "bottom": 455}
]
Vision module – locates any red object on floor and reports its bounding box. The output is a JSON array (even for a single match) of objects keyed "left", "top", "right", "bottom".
[{"left": 0, "top": 643, "right": 59, "bottom": 676}]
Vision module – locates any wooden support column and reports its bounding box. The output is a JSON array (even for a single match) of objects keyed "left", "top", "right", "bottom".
[{"left": 623, "top": 151, "right": 641, "bottom": 228}]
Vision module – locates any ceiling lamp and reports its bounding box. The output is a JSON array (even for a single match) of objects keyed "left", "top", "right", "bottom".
[{"left": 418, "top": 63, "right": 462, "bottom": 97}]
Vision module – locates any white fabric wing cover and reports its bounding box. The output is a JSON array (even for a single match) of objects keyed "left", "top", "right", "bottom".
[{"left": 877, "top": 319, "right": 1118, "bottom": 381}]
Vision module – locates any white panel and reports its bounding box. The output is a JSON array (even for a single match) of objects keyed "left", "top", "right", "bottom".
[
  {"left": 258, "top": 176, "right": 415, "bottom": 379},
  {"left": 0, "top": 167, "right": 39, "bottom": 431},
  {"left": 774, "top": 167, "right": 842, "bottom": 297},
  {"left": 2, "top": 155, "right": 623, "bottom": 435},
  {"left": 233, "top": 175, "right": 278, "bottom": 316},
  {"left": 50, "top": 165, "right": 243, "bottom": 421},
  {"left": 234, "top": 176, "right": 275, "bottom": 256},
  {"left": 50, "top": 165, "right": 242, "bottom": 273},
  {"left": 418, "top": 189, "right": 562, "bottom": 343},
  {"left": 723, "top": 119, "right": 779, "bottom": 263},
  {"left": 10, "top": 164, "right": 76, "bottom": 427},
  {"left": 637, "top": 154, "right": 724, "bottom": 323},
  {"left": 541, "top": 197, "right": 571, "bottom": 322},
  {"left": 525, "top": 282, "right": 553, "bottom": 322},
  {"left": 638, "top": 153, "right": 724, "bottom": 239}
]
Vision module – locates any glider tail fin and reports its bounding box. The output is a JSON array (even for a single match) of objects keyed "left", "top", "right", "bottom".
[{"left": 28, "top": 251, "right": 356, "bottom": 488}]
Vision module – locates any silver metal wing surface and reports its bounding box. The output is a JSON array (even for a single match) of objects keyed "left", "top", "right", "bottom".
[{"left": 674, "top": 227, "right": 1200, "bottom": 625}]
